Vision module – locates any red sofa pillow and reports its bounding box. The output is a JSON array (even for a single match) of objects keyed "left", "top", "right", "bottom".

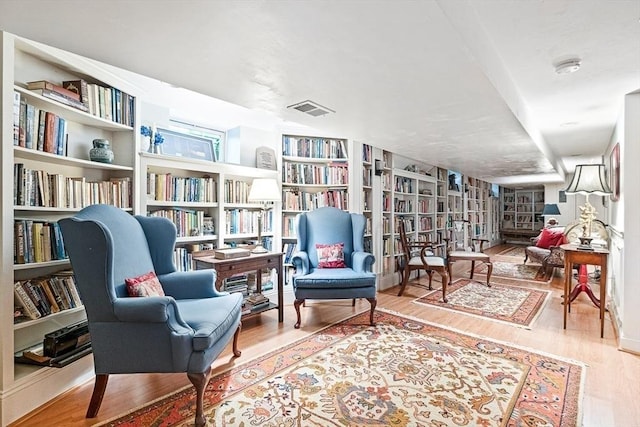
[
  {"left": 535, "top": 228, "right": 566, "bottom": 249},
  {"left": 316, "top": 243, "right": 346, "bottom": 268},
  {"left": 125, "top": 271, "right": 165, "bottom": 297}
]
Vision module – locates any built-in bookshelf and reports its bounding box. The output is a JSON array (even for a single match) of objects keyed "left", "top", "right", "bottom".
[
  {"left": 361, "top": 143, "right": 373, "bottom": 253},
  {"left": 514, "top": 189, "right": 545, "bottom": 230},
  {"left": 2, "top": 31, "right": 138, "bottom": 424},
  {"left": 380, "top": 150, "right": 393, "bottom": 276},
  {"left": 281, "top": 134, "right": 349, "bottom": 243},
  {"left": 501, "top": 187, "right": 516, "bottom": 229}
]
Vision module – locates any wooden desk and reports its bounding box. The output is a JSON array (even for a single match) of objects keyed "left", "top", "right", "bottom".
[
  {"left": 193, "top": 252, "right": 284, "bottom": 323},
  {"left": 561, "top": 244, "right": 609, "bottom": 338}
]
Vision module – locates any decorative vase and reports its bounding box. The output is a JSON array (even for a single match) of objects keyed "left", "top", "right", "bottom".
[
  {"left": 89, "top": 139, "right": 114, "bottom": 163},
  {"left": 152, "top": 143, "right": 164, "bottom": 155}
]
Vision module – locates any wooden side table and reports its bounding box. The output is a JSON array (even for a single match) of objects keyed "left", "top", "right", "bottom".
[
  {"left": 560, "top": 244, "right": 609, "bottom": 337},
  {"left": 193, "top": 252, "right": 284, "bottom": 322}
]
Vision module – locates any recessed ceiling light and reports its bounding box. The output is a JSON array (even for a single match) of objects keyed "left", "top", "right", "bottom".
[
  {"left": 554, "top": 58, "right": 582, "bottom": 74},
  {"left": 560, "top": 121, "right": 579, "bottom": 127}
]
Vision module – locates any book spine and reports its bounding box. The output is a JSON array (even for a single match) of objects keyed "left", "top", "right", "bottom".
[
  {"left": 13, "top": 91, "right": 20, "bottom": 145},
  {"left": 32, "top": 88, "right": 89, "bottom": 112},
  {"left": 14, "top": 282, "right": 41, "bottom": 320},
  {"left": 18, "top": 98, "right": 26, "bottom": 147},
  {"left": 62, "top": 79, "right": 89, "bottom": 106}
]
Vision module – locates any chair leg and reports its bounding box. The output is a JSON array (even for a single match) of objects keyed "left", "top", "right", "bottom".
[
  {"left": 352, "top": 298, "right": 356, "bottom": 307},
  {"left": 485, "top": 262, "right": 493, "bottom": 287},
  {"left": 469, "top": 260, "right": 476, "bottom": 279},
  {"left": 367, "top": 298, "right": 377, "bottom": 326},
  {"left": 441, "top": 269, "right": 449, "bottom": 303},
  {"left": 86, "top": 374, "right": 109, "bottom": 418},
  {"left": 232, "top": 323, "right": 242, "bottom": 357},
  {"left": 187, "top": 366, "right": 212, "bottom": 427},
  {"left": 294, "top": 299, "right": 305, "bottom": 329},
  {"left": 397, "top": 268, "right": 410, "bottom": 296},
  {"left": 427, "top": 270, "right": 434, "bottom": 290}
]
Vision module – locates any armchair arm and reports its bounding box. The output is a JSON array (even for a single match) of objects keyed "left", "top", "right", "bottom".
[
  {"left": 545, "top": 245, "right": 565, "bottom": 268},
  {"left": 113, "top": 297, "right": 192, "bottom": 334},
  {"left": 352, "top": 251, "right": 375, "bottom": 272},
  {"left": 291, "top": 251, "right": 310, "bottom": 275},
  {"left": 158, "top": 270, "right": 227, "bottom": 300}
]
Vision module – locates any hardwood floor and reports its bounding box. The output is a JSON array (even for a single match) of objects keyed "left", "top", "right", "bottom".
[{"left": 10, "top": 244, "right": 640, "bottom": 427}]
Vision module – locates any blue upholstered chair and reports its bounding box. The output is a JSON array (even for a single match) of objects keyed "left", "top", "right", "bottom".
[
  {"left": 291, "top": 207, "right": 376, "bottom": 329},
  {"left": 59, "top": 204, "right": 242, "bottom": 427}
]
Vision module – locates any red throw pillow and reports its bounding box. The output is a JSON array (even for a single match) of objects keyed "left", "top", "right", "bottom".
[
  {"left": 316, "top": 243, "right": 346, "bottom": 268},
  {"left": 535, "top": 228, "right": 565, "bottom": 249},
  {"left": 125, "top": 271, "right": 165, "bottom": 297}
]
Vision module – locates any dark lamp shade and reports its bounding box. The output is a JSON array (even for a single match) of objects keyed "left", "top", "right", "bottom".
[
  {"left": 564, "top": 164, "right": 612, "bottom": 195},
  {"left": 541, "top": 204, "right": 561, "bottom": 216}
]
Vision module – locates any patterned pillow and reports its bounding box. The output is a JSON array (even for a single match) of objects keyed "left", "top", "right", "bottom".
[
  {"left": 316, "top": 243, "right": 346, "bottom": 268},
  {"left": 125, "top": 271, "right": 165, "bottom": 297}
]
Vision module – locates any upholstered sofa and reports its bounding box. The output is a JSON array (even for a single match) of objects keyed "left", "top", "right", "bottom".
[
  {"left": 524, "top": 226, "right": 567, "bottom": 278},
  {"left": 524, "top": 220, "right": 608, "bottom": 278}
]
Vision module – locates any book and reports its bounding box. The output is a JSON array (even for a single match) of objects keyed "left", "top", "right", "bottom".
[
  {"left": 62, "top": 79, "right": 89, "bottom": 106},
  {"left": 30, "top": 88, "right": 89, "bottom": 112},
  {"left": 214, "top": 248, "right": 251, "bottom": 259},
  {"left": 13, "top": 91, "right": 20, "bottom": 145},
  {"left": 14, "top": 281, "right": 41, "bottom": 320},
  {"left": 27, "top": 80, "right": 82, "bottom": 102}
]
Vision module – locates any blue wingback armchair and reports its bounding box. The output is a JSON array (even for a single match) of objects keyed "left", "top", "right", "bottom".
[
  {"left": 59, "top": 204, "right": 242, "bottom": 426},
  {"left": 291, "top": 207, "right": 376, "bottom": 329}
]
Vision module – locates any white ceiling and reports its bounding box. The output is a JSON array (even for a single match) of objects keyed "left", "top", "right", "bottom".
[{"left": 1, "top": 0, "right": 638, "bottom": 186}]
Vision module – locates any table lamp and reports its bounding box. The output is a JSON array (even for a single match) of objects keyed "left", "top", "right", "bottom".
[
  {"left": 564, "top": 164, "right": 611, "bottom": 249},
  {"left": 541, "top": 203, "right": 561, "bottom": 227},
  {"left": 247, "top": 178, "right": 280, "bottom": 253}
]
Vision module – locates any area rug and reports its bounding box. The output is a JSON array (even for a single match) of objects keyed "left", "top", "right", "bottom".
[
  {"left": 99, "top": 309, "right": 584, "bottom": 427},
  {"left": 471, "top": 260, "right": 551, "bottom": 283},
  {"left": 413, "top": 278, "right": 551, "bottom": 329},
  {"left": 496, "top": 245, "right": 527, "bottom": 257}
]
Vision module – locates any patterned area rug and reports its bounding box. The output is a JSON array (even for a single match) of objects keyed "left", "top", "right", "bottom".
[
  {"left": 413, "top": 279, "right": 551, "bottom": 329},
  {"left": 471, "top": 260, "right": 551, "bottom": 283},
  {"left": 99, "top": 309, "right": 584, "bottom": 427},
  {"left": 496, "top": 245, "right": 527, "bottom": 257}
]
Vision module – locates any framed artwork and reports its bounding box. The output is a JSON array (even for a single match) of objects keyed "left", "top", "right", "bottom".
[
  {"left": 558, "top": 190, "right": 567, "bottom": 203},
  {"left": 610, "top": 142, "right": 620, "bottom": 201}
]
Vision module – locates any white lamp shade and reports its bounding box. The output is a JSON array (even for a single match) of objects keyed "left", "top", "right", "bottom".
[
  {"left": 248, "top": 178, "right": 280, "bottom": 202},
  {"left": 564, "top": 164, "right": 612, "bottom": 195}
]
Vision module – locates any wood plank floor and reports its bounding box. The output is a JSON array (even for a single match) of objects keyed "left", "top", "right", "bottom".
[{"left": 10, "top": 244, "right": 640, "bottom": 427}]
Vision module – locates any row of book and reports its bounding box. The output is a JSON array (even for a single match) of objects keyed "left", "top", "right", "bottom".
[
  {"left": 148, "top": 208, "right": 205, "bottom": 238},
  {"left": 282, "top": 188, "right": 348, "bottom": 211},
  {"left": 14, "top": 271, "right": 82, "bottom": 322},
  {"left": 25, "top": 79, "right": 135, "bottom": 127},
  {"left": 224, "top": 209, "right": 274, "bottom": 235},
  {"left": 14, "top": 164, "right": 132, "bottom": 209},
  {"left": 282, "top": 242, "right": 297, "bottom": 264},
  {"left": 13, "top": 92, "right": 68, "bottom": 155},
  {"left": 147, "top": 173, "right": 217, "bottom": 203},
  {"left": 14, "top": 220, "right": 66, "bottom": 264},
  {"left": 282, "top": 163, "right": 349, "bottom": 185},
  {"left": 224, "top": 179, "right": 251, "bottom": 204},
  {"left": 282, "top": 136, "right": 348, "bottom": 159}
]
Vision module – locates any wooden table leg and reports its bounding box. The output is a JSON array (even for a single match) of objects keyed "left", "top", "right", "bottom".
[
  {"left": 563, "top": 260, "right": 570, "bottom": 330},
  {"left": 600, "top": 261, "right": 607, "bottom": 338}
]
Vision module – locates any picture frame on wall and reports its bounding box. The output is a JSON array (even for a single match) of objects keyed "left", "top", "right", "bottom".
[{"left": 610, "top": 142, "right": 620, "bottom": 201}]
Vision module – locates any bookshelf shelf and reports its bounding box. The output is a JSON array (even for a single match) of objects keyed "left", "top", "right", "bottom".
[
  {"left": 14, "top": 260, "right": 71, "bottom": 271},
  {"left": 13, "top": 306, "right": 85, "bottom": 331},
  {"left": 13, "top": 86, "right": 133, "bottom": 131}
]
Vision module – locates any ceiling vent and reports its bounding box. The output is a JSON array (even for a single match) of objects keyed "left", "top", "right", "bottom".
[
  {"left": 554, "top": 58, "right": 582, "bottom": 74},
  {"left": 287, "top": 100, "right": 335, "bottom": 117}
]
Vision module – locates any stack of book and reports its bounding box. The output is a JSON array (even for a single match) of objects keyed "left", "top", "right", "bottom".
[
  {"left": 13, "top": 271, "right": 82, "bottom": 322},
  {"left": 224, "top": 274, "right": 249, "bottom": 295},
  {"left": 243, "top": 293, "right": 270, "bottom": 314}
]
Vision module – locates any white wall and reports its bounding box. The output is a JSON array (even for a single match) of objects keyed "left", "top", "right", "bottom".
[{"left": 618, "top": 92, "right": 640, "bottom": 352}]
